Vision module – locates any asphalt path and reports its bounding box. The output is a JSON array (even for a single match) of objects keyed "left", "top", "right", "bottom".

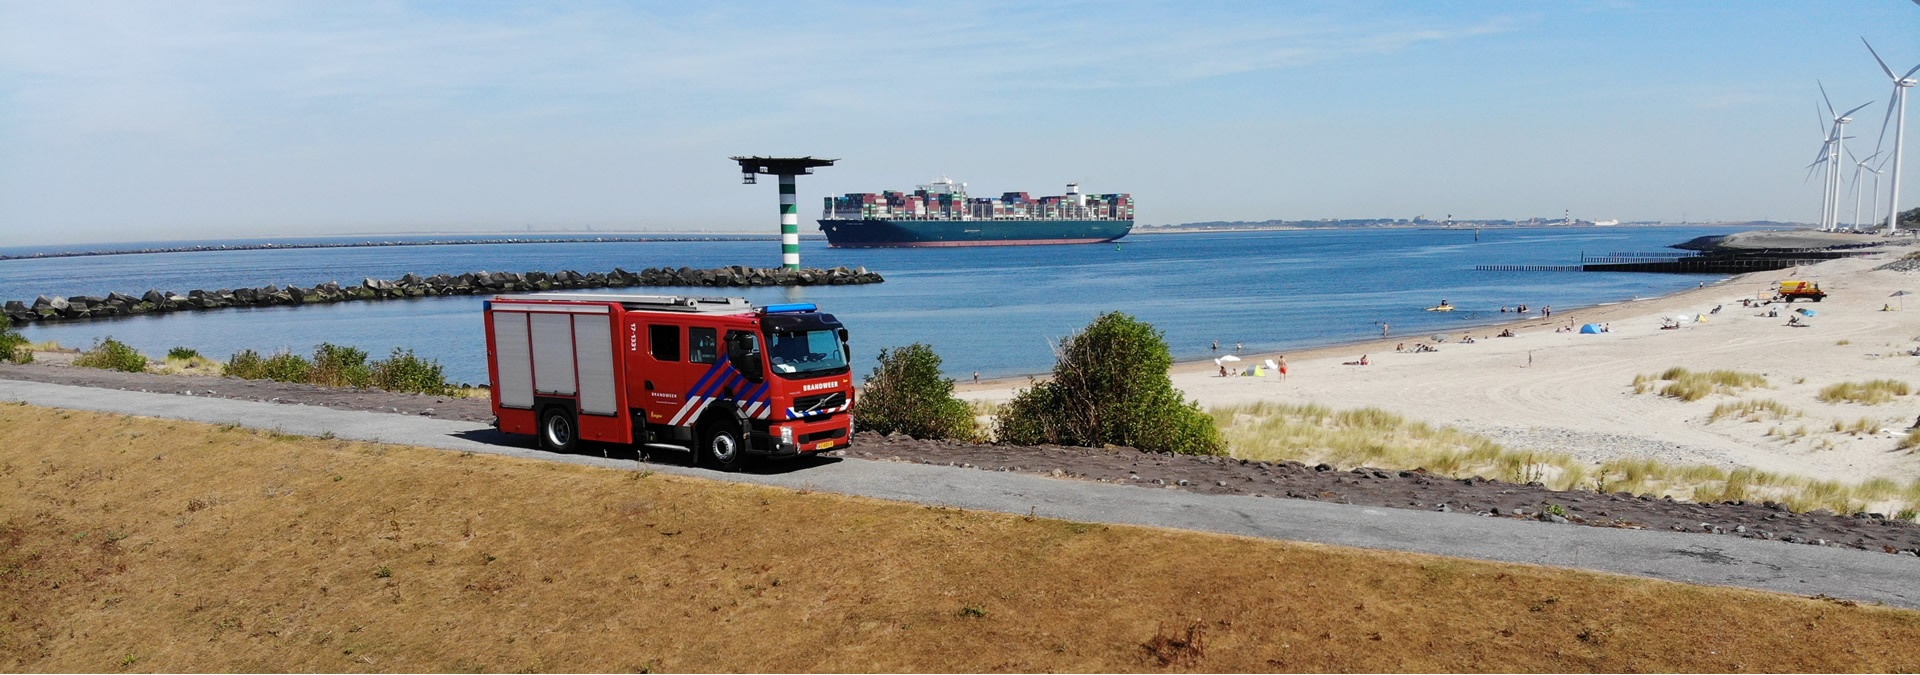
[{"left": 4, "top": 378, "right": 1916, "bottom": 610}]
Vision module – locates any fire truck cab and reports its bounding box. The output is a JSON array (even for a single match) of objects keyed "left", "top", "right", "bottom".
[{"left": 483, "top": 293, "right": 854, "bottom": 470}]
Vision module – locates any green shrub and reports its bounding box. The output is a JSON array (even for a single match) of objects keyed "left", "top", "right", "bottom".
[
  {"left": 994, "top": 312, "right": 1223, "bottom": 455},
  {"left": 260, "top": 351, "right": 312, "bottom": 383},
  {"left": 226, "top": 349, "right": 267, "bottom": 379},
  {"left": 72, "top": 337, "right": 148, "bottom": 373},
  {"left": 309, "top": 343, "right": 373, "bottom": 388},
  {"left": 857, "top": 343, "right": 979, "bottom": 441},
  {"left": 166, "top": 346, "right": 201, "bottom": 361},
  {"left": 0, "top": 316, "right": 29, "bottom": 364},
  {"left": 371, "top": 348, "right": 450, "bottom": 395}
]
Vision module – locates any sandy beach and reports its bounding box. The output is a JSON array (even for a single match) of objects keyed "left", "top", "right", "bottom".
[{"left": 959, "top": 249, "right": 1920, "bottom": 484}]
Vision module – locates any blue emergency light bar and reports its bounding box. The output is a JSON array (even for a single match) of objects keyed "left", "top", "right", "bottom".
[{"left": 762, "top": 303, "right": 817, "bottom": 314}]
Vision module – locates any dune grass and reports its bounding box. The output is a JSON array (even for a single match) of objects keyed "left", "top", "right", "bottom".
[
  {"left": 1213, "top": 402, "right": 1920, "bottom": 518},
  {"left": 1707, "top": 398, "right": 1798, "bottom": 423},
  {"left": 4, "top": 403, "right": 1920, "bottom": 672},
  {"left": 1632, "top": 367, "right": 1768, "bottom": 401},
  {"left": 1817, "top": 379, "right": 1913, "bottom": 405},
  {"left": 1212, "top": 402, "right": 1589, "bottom": 489}
]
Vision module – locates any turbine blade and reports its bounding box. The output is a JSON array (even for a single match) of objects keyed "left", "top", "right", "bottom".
[
  {"left": 1820, "top": 81, "right": 1837, "bottom": 117},
  {"left": 1864, "top": 38, "right": 1898, "bottom": 80},
  {"left": 1843, "top": 101, "right": 1875, "bottom": 119},
  {"left": 1905, "top": 62, "right": 1920, "bottom": 80}
]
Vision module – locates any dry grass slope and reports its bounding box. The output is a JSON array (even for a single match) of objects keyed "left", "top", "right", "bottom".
[{"left": 3, "top": 404, "right": 1919, "bottom": 672}]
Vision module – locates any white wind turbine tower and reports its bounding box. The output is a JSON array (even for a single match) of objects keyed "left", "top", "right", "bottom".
[
  {"left": 1865, "top": 155, "right": 1888, "bottom": 231},
  {"left": 1807, "top": 103, "right": 1840, "bottom": 230},
  {"left": 1864, "top": 38, "right": 1919, "bottom": 233},
  {"left": 1819, "top": 83, "right": 1873, "bottom": 232},
  {"left": 1851, "top": 150, "right": 1880, "bottom": 230}
]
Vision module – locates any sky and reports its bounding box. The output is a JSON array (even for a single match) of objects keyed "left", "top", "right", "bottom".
[{"left": 2, "top": 1, "right": 1918, "bottom": 245}]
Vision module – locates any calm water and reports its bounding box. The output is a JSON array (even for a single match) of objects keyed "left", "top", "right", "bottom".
[{"left": 1, "top": 227, "right": 1737, "bottom": 384}]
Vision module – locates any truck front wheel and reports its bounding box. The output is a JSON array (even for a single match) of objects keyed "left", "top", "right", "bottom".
[
  {"left": 540, "top": 407, "right": 578, "bottom": 453},
  {"left": 700, "top": 420, "right": 746, "bottom": 472}
]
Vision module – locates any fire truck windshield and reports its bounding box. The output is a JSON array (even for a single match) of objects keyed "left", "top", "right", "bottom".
[{"left": 766, "top": 329, "right": 848, "bottom": 377}]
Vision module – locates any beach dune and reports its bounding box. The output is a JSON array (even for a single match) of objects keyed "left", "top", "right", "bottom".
[{"left": 961, "top": 253, "right": 1920, "bottom": 484}]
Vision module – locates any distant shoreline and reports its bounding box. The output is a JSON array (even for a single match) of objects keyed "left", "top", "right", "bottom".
[
  {"left": 0, "top": 234, "right": 807, "bottom": 262},
  {"left": 7, "top": 222, "right": 1783, "bottom": 261}
]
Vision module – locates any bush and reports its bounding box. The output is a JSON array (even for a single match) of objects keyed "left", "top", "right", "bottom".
[
  {"left": 226, "top": 349, "right": 267, "bottom": 379},
  {"left": 371, "top": 348, "right": 450, "bottom": 395},
  {"left": 166, "top": 346, "right": 201, "bottom": 361},
  {"left": 260, "top": 351, "right": 312, "bottom": 383},
  {"left": 857, "top": 343, "right": 978, "bottom": 441},
  {"left": 0, "top": 316, "right": 28, "bottom": 364},
  {"left": 310, "top": 343, "right": 373, "bottom": 388},
  {"left": 994, "top": 312, "right": 1224, "bottom": 455},
  {"left": 72, "top": 337, "right": 149, "bottom": 373}
]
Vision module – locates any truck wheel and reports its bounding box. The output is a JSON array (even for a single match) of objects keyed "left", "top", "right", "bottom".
[
  {"left": 540, "top": 407, "right": 578, "bottom": 453},
  {"left": 700, "top": 420, "right": 745, "bottom": 472}
]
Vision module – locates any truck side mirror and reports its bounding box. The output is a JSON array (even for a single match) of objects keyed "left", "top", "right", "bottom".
[{"left": 838, "top": 328, "right": 850, "bottom": 363}]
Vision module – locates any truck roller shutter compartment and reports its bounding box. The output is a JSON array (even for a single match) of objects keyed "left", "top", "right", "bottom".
[
  {"left": 493, "top": 311, "right": 535, "bottom": 409},
  {"left": 529, "top": 312, "right": 578, "bottom": 396},
  {"left": 572, "top": 314, "right": 617, "bottom": 416}
]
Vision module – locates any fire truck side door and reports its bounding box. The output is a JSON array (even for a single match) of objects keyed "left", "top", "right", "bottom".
[{"left": 635, "top": 323, "right": 684, "bottom": 425}]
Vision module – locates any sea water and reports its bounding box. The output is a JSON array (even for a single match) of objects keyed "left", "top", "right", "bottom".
[{"left": 1, "top": 227, "right": 1737, "bottom": 384}]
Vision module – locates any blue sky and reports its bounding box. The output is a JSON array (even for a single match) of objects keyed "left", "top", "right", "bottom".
[{"left": 2, "top": 1, "right": 1917, "bottom": 245}]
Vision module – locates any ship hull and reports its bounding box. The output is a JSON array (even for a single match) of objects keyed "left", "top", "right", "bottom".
[{"left": 817, "top": 218, "right": 1133, "bottom": 248}]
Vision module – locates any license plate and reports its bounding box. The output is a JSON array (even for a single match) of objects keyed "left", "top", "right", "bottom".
[{"left": 814, "top": 440, "right": 835, "bottom": 450}]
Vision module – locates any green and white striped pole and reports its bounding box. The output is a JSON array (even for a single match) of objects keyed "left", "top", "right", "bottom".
[{"left": 779, "top": 174, "right": 800, "bottom": 270}]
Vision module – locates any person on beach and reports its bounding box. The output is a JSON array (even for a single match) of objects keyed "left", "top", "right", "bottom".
[
  {"left": 1218, "top": 364, "right": 1229, "bottom": 377},
  {"left": 1235, "top": 342, "right": 1243, "bottom": 352},
  {"left": 1211, "top": 340, "right": 1218, "bottom": 352},
  {"left": 1278, "top": 355, "right": 1289, "bottom": 380},
  {"left": 973, "top": 371, "right": 980, "bottom": 385},
  {"left": 1381, "top": 322, "right": 1389, "bottom": 337},
  {"left": 1395, "top": 342, "right": 1406, "bottom": 352},
  {"left": 1543, "top": 306, "right": 1551, "bottom": 318}
]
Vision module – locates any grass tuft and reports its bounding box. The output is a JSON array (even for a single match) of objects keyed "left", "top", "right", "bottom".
[
  {"left": 1817, "top": 380, "right": 1912, "bottom": 405},
  {"left": 1636, "top": 368, "right": 1768, "bottom": 402}
]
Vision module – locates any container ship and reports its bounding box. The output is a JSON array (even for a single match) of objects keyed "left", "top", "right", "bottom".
[{"left": 818, "top": 178, "right": 1133, "bottom": 248}]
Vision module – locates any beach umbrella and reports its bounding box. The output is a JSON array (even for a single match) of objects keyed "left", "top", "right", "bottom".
[
  {"left": 1893, "top": 290, "right": 1912, "bottom": 310},
  {"left": 1213, "top": 355, "right": 1241, "bottom": 366}
]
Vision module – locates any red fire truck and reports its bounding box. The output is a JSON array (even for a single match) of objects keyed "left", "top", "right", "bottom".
[{"left": 483, "top": 293, "right": 854, "bottom": 470}]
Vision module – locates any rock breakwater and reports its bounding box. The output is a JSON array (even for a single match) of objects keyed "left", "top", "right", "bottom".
[{"left": 2, "top": 266, "right": 883, "bottom": 325}]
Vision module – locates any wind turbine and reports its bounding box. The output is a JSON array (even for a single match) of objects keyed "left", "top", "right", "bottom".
[
  {"left": 1866, "top": 154, "right": 1888, "bottom": 230},
  {"left": 1819, "top": 82, "right": 1873, "bottom": 232},
  {"left": 1851, "top": 150, "right": 1880, "bottom": 230},
  {"left": 1864, "top": 38, "right": 1919, "bottom": 233},
  {"left": 1808, "top": 104, "right": 1839, "bottom": 230}
]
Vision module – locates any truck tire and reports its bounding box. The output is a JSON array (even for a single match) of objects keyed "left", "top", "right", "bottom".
[
  {"left": 539, "top": 407, "right": 578, "bottom": 453},
  {"left": 700, "top": 419, "right": 745, "bottom": 472}
]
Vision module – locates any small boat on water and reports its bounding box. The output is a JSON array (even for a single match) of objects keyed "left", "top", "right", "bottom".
[{"left": 1426, "top": 304, "right": 1455, "bottom": 312}]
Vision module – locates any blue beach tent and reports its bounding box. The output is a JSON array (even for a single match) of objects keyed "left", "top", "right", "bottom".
[{"left": 1579, "top": 324, "right": 1603, "bottom": 334}]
